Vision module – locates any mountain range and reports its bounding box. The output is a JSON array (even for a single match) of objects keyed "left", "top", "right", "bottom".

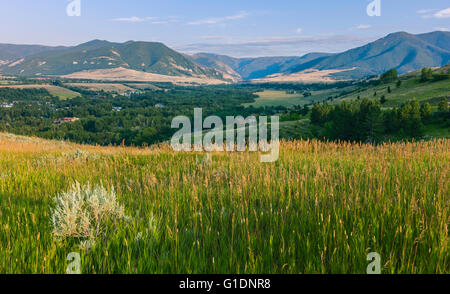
[{"left": 0, "top": 31, "right": 449, "bottom": 83}]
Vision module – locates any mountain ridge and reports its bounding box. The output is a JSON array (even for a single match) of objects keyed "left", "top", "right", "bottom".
[
  {"left": 0, "top": 40, "right": 227, "bottom": 82},
  {"left": 0, "top": 31, "right": 449, "bottom": 83}
]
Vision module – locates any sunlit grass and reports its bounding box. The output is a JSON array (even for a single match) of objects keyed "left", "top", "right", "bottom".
[{"left": 0, "top": 133, "right": 448, "bottom": 274}]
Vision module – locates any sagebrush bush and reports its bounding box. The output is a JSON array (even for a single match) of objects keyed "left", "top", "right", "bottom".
[{"left": 51, "top": 182, "right": 126, "bottom": 247}]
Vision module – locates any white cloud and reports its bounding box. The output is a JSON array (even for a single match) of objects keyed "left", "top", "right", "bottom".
[
  {"left": 200, "top": 36, "right": 233, "bottom": 40},
  {"left": 434, "top": 27, "right": 449, "bottom": 31},
  {"left": 112, "top": 16, "right": 148, "bottom": 22},
  {"left": 356, "top": 24, "right": 372, "bottom": 30},
  {"left": 420, "top": 7, "right": 450, "bottom": 18},
  {"left": 111, "top": 16, "right": 178, "bottom": 24},
  {"left": 433, "top": 8, "right": 450, "bottom": 18},
  {"left": 295, "top": 28, "right": 303, "bottom": 34},
  {"left": 176, "top": 35, "right": 376, "bottom": 58},
  {"left": 188, "top": 11, "right": 249, "bottom": 25},
  {"left": 417, "top": 9, "right": 436, "bottom": 14}
]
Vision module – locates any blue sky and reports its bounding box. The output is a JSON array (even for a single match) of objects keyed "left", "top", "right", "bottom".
[{"left": 0, "top": 0, "right": 449, "bottom": 57}]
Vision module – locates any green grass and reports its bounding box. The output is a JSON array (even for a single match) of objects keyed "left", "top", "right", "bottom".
[
  {"left": 46, "top": 86, "right": 81, "bottom": 100},
  {"left": 335, "top": 78, "right": 450, "bottom": 108},
  {"left": 243, "top": 90, "right": 306, "bottom": 108},
  {"left": 244, "top": 73, "right": 449, "bottom": 110},
  {"left": 0, "top": 135, "right": 448, "bottom": 274},
  {"left": 423, "top": 122, "right": 450, "bottom": 138},
  {"left": 0, "top": 84, "right": 81, "bottom": 100},
  {"left": 244, "top": 89, "right": 350, "bottom": 108}
]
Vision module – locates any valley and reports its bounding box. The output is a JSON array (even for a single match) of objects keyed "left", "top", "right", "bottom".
[{"left": 0, "top": 21, "right": 449, "bottom": 278}]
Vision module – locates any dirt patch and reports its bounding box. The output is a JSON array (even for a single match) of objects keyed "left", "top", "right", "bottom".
[
  {"left": 62, "top": 67, "right": 229, "bottom": 85},
  {"left": 250, "top": 68, "right": 357, "bottom": 83}
]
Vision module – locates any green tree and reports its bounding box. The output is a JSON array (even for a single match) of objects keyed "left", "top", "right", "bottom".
[
  {"left": 310, "top": 103, "right": 331, "bottom": 125},
  {"left": 380, "top": 95, "right": 387, "bottom": 104},
  {"left": 360, "top": 99, "right": 384, "bottom": 143},
  {"left": 380, "top": 69, "right": 398, "bottom": 83},
  {"left": 399, "top": 100, "right": 424, "bottom": 138},
  {"left": 396, "top": 80, "right": 402, "bottom": 88},
  {"left": 438, "top": 98, "right": 448, "bottom": 112},
  {"left": 421, "top": 68, "right": 433, "bottom": 82},
  {"left": 420, "top": 103, "right": 433, "bottom": 122},
  {"left": 301, "top": 105, "right": 310, "bottom": 116}
]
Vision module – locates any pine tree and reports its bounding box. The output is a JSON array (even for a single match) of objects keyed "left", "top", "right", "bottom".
[
  {"left": 438, "top": 98, "right": 448, "bottom": 112},
  {"left": 420, "top": 103, "right": 433, "bottom": 122}
]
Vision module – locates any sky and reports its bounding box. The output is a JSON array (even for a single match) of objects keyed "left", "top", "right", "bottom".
[{"left": 0, "top": 0, "right": 449, "bottom": 57}]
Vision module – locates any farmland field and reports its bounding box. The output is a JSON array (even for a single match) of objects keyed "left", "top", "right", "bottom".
[
  {"left": 0, "top": 84, "right": 80, "bottom": 100},
  {"left": 0, "top": 133, "right": 448, "bottom": 274},
  {"left": 65, "top": 83, "right": 135, "bottom": 93},
  {"left": 244, "top": 89, "right": 351, "bottom": 108},
  {"left": 244, "top": 90, "right": 306, "bottom": 108}
]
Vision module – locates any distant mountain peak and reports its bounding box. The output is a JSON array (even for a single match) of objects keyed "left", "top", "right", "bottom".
[{"left": 0, "top": 31, "right": 449, "bottom": 83}]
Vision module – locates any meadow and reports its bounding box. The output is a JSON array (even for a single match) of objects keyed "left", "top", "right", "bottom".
[
  {"left": 243, "top": 89, "right": 340, "bottom": 108},
  {"left": 64, "top": 83, "right": 135, "bottom": 93},
  {"left": 335, "top": 76, "right": 450, "bottom": 108},
  {"left": 0, "top": 133, "right": 448, "bottom": 274},
  {"left": 0, "top": 84, "right": 80, "bottom": 100}
]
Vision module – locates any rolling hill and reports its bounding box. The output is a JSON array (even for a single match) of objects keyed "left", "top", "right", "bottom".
[
  {"left": 0, "top": 40, "right": 227, "bottom": 83},
  {"left": 303, "top": 31, "right": 450, "bottom": 79},
  {"left": 190, "top": 53, "right": 335, "bottom": 80},
  {"left": 192, "top": 31, "right": 450, "bottom": 82},
  {"left": 0, "top": 43, "right": 65, "bottom": 66}
]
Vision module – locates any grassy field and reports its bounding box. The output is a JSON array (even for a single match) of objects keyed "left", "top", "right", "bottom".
[
  {"left": 126, "top": 83, "right": 162, "bottom": 91},
  {"left": 0, "top": 133, "right": 448, "bottom": 274},
  {"left": 244, "top": 89, "right": 345, "bottom": 108},
  {"left": 65, "top": 83, "right": 135, "bottom": 93},
  {"left": 0, "top": 84, "right": 80, "bottom": 100},
  {"left": 245, "top": 74, "right": 449, "bottom": 110},
  {"left": 336, "top": 78, "right": 450, "bottom": 108},
  {"left": 244, "top": 90, "right": 306, "bottom": 108}
]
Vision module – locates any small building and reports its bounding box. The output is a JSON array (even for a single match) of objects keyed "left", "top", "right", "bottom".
[
  {"left": 155, "top": 103, "right": 165, "bottom": 108},
  {"left": 1, "top": 102, "right": 14, "bottom": 108}
]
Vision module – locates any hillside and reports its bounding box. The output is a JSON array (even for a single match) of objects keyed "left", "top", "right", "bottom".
[
  {"left": 193, "top": 31, "right": 450, "bottom": 82},
  {"left": 247, "top": 65, "right": 448, "bottom": 106},
  {"left": 308, "top": 31, "right": 450, "bottom": 79},
  {"left": 332, "top": 66, "right": 450, "bottom": 108},
  {"left": 0, "top": 44, "right": 65, "bottom": 65},
  {"left": 0, "top": 40, "right": 227, "bottom": 83},
  {"left": 190, "top": 52, "right": 335, "bottom": 80}
]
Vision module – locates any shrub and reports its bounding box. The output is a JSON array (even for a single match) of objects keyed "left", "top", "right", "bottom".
[
  {"left": 380, "top": 69, "right": 398, "bottom": 83},
  {"left": 51, "top": 182, "right": 126, "bottom": 247}
]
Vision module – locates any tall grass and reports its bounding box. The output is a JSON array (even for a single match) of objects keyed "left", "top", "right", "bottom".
[{"left": 0, "top": 134, "right": 448, "bottom": 274}]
